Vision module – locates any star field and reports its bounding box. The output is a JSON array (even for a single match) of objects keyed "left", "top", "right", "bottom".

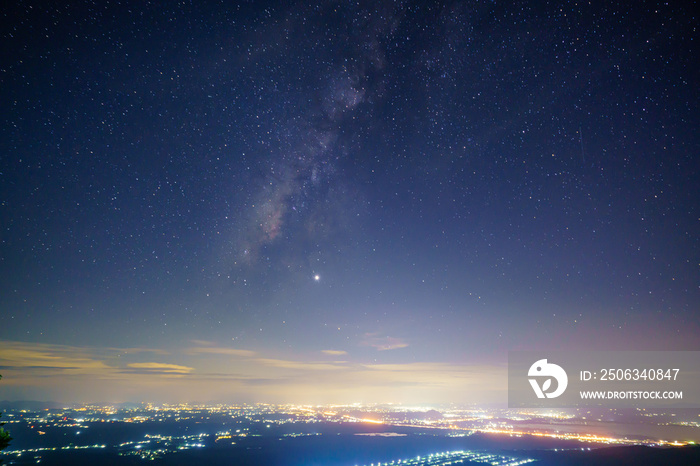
[{"left": 0, "top": 0, "right": 698, "bottom": 403}]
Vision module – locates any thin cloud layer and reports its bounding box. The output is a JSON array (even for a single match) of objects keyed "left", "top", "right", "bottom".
[
  {"left": 360, "top": 334, "right": 409, "bottom": 351},
  {"left": 0, "top": 339, "right": 504, "bottom": 405},
  {"left": 126, "top": 362, "right": 194, "bottom": 374},
  {"left": 186, "top": 347, "right": 258, "bottom": 357},
  {"left": 321, "top": 350, "right": 348, "bottom": 356}
]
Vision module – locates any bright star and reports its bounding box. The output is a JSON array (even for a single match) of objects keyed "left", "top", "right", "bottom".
[{"left": 314, "top": 274, "right": 320, "bottom": 281}]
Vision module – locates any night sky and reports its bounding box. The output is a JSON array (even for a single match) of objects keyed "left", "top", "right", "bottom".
[{"left": 1, "top": 1, "right": 698, "bottom": 404}]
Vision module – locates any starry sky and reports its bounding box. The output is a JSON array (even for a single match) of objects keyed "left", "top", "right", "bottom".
[{"left": 0, "top": 0, "right": 698, "bottom": 404}]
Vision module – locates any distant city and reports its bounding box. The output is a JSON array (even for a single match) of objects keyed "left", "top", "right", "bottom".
[{"left": 1, "top": 403, "right": 698, "bottom": 465}]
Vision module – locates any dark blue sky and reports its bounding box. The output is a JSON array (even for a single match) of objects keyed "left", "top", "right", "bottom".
[{"left": 0, "top": 0, "right": 698, "bottom": 403}]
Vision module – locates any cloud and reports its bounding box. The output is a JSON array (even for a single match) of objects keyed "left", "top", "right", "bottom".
[
  {"left": 0, "top": 340, "right": 193, "bottom": 384},
  {"left": 359, "top": 334, "right": 409, "bottom": 351},
  {"left": 321, "top": 350, "right": 348, "bottom": 356},
  {"left": 0, "top": 341, "right": 113, "bottom": 375},
  {"left": 119, "top": 347, "right": 170, "bottom": 355},
  {"left": 186, "top": 347, "right": 257, "bottom": 358},
  {"left": 126, "top": 362, "right": 194, "bottom": 375},
  {"left": 254, "top": 358, "right": 347, "bottom": 371},
  {"left": 0, "top": 339, "right": 506, "bottom": 405}
]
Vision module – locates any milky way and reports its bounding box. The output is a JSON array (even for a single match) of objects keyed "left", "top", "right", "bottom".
[{"left": 234, "top": 2, "right": 404, "bottom": 270}]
